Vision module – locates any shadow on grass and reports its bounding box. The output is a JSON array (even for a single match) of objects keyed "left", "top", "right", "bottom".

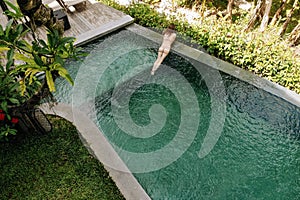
[{"left": 0, "top": 115, "right": 125, "bottom": 200}]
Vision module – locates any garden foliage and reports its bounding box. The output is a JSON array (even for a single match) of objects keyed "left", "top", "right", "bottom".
[{"left": 0, "top": 3, "right": 80, "bottom": 139}]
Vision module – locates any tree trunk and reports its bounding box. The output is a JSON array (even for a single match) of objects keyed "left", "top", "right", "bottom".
[
  {"left": 278, "top": 0, "right": 298, "bottom": 36},
  {"left": 199, "top": 0, "right": 207, "bottom": 20},
  {"left": 16, "top": 0, "right": 64, "bottom": 35},
  {"left": 269, "top": 0, "right": 286, "bottom": 26},
  {"left": 259, "top": 0, "right": 272, "bottom": 32},
  {"left": 289, "top": 22, "right": 300, "bottom": 46},
  {"left": 226, "top": 0, "right": 234, "bottom": 22},
  {"left": 244, "top": 0, "right": 264, "bottom": 32}
]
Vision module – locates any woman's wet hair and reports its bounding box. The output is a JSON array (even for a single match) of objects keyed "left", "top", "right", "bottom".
[
  {"left": 162, "top": 23, "right": 176, "bottom": 35},
  {"left": 168, "top": 24, "right": 175, "bottom": 30}
]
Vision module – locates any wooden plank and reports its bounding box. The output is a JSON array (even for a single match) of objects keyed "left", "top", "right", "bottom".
[
  {"left": 0, "top": 0, "right": 132, "bottom": 44},
  {"left": 75, "top": 15, "right": 133, "bottom": 46}
]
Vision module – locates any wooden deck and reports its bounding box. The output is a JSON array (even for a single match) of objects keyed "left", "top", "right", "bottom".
[{"left": 0, "top": 0, "right": 133, "bottom": 46}]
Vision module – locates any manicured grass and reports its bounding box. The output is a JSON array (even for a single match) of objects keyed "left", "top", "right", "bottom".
[{"left": 0, "top": 116, "right": 125, "bottom": 200}]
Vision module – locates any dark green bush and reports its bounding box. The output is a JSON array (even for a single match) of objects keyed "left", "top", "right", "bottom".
[{"left": 175, "top": 0, "right": 227, "bottom": 9}]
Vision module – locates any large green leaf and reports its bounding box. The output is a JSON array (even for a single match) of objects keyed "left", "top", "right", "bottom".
[
  {"left": 16, "top": 24, "right": 23, "bottom": 35},
  {"left": 5, "top": 48, "right": 14, "bottom": 69},
  {"left": 0, "top": 25, "right": 3, "bottom": 36},
  {"left": 8, "top": 82, "right": 19, "bottom": 93},
  {"left": 46, "top": 71, "right": 55, "bottom": 92},
  {"left": 47, "top": 32, "right": 56, "bottom": 49},
  {"left": 51, "top": 63, "right": 65, "bottom": 72},
  {"left": 14, "top": 53, "right": 36, "bottom": 65},
  {"left": 16, "top": 40, "right": 32, "bottom": 52},
  {"left": 6, "top": 60, "right": 13, "bottom": 69},
  {"left": 1, "top": 101, "right": 8, "bottom": 113},
  {"left": 9, "top": 98, "right": 19, "bottom": 105},
  {"left": 5, "top": 19, "right": 13, "bottom": 38},
  {"left": 58, "top": 71, "right": 74, "bottom": 86},
  {"left": 0, "top": 46, "right": 10, "bottom": 52},
  {"left": 58, "top": 37, "right": 75, "bottom": 46},
  {"left": 53, "top": 63, "right": 74, "bottom": 85},
  {"left": 26, "top": 68, "right": 41, "bottom": 84},
  {"left": 19, "top": 28, "right": 30, "bottom": 38},
  {"left": 19, "top": 78, "right": 26, "bottom": 96},
  {"left": 33, "top": 54, "right": 44, "bottom": 66},
  {"left": 4, "top": 0, "right": 23, "bottom": 19},
  {"left": 38, "top": 39, "right": 48, "bottom": 48},
  {"left": 7, "top": 48, "right": 14, "bottom": 61}
]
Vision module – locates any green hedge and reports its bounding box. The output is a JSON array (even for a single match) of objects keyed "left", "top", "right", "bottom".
[{"left": 99, "top": 1, "right": 300, "bottom": 93}]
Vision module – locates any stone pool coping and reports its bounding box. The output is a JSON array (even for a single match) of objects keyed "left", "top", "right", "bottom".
[
  {"left": 126, "top": 23, "right": 300, "bottom": 108},
  {"left": 41, "top": 103, "right": 151, "bottom": 200}
]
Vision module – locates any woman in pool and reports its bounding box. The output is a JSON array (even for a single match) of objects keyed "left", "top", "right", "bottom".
[{"left": 151, "top": 24, "right": 176, "bottom": 75}]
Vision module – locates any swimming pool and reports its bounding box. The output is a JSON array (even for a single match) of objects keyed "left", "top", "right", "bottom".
[{"left": 55, "top": 27, "right": 300, "bottom": 199}]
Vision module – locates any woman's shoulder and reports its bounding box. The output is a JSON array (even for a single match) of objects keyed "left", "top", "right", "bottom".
[{"left": 164, "top": 28, "right": 176, "bottom": 34}]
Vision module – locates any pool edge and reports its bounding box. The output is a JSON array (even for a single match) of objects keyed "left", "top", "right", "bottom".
[
  {"left": 40, "top": 103, "right": 151, "bottom": 200},
  {"left": 126, "top": 23, "right": 300, "bottom": 108}
]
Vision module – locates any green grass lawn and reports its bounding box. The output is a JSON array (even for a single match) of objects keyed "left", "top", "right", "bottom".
[{"left": 0, "top": 116, "right": 125, "bottom": 200}]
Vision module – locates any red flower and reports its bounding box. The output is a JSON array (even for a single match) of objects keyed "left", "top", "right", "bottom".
[
  {"left": 0, "top": 113, "right": 5, "bottom": 121},
  {"left": 11, "top": 117, "right": 19, "bottom": 124},
  {"left": 0, "top": 109, "right": 2, "bottom": 112}
]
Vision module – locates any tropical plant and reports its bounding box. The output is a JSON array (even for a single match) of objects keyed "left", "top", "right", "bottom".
[{"left": 0, "top": 2, "right": 81, "bottom": 139}]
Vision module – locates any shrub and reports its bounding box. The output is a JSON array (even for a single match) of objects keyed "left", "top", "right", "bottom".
[
  {"left": 174, "top": 0, "right": 227, "bottom": 9},
  {"left": 0, "top": 4, "right": 80, "bottom": 140}
]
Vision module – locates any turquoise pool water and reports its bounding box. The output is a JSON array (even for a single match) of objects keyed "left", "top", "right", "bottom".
[{"left": 55, "top": 30, "right": 300, "bottom": 199}]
